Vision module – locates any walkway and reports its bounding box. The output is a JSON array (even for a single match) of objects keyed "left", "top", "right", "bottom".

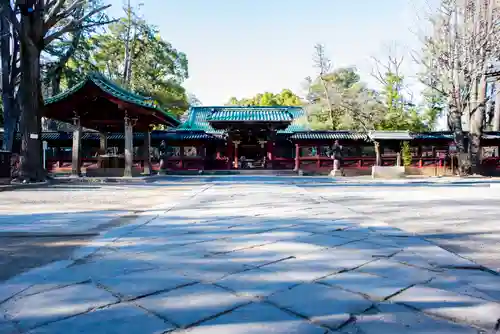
[{"left": 0, "top": 178, "right": 499, "bottom": 333}]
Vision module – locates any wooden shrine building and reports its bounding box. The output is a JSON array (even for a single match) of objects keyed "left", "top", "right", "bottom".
[
  {"left": 42, "top": 73, "right": 179, "bottom": 177},
  {"left": 2, "top": 74, "right": 500, "bottom": 176}
]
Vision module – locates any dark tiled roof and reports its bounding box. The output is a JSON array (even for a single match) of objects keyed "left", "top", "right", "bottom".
[
  {"left": 44, "top": 72, "right": 180, "bottom": 126},
  {"left": 177, "top": 106, "right": 309, "bottom": 134},
  {"left": 1, "top": 130, "right": 498, "bottom": 142},
  {"left": 289, "top": 131, "right": 368, "bottom": 140},
  {"left": 369, "top": 131, "right": 412, "bottom": 140},
  {"left": 0, "top": 130, "right": 217, "bottom": 141},
  {"left": 412, "top": 132, "right": 454, "bottom": 140},
  {"left": 208, "top": 108, "right": 293, "bottom": 122},
  {"left": 162, "top": 131, "right": 217, "bottom": 141}
]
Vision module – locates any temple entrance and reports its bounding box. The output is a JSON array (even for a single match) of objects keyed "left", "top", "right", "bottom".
[
  {"left": 236, "top": 132, "right": 267, "bottom": 169},
  {"left": 206, "top": 108, "right": 295, "bottom": 170}
]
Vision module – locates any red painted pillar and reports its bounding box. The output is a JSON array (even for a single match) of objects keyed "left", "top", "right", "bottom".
[
  {"left": 267, "top": 141, "right": 274, "bottom": 169},
  {"left": 226, "top": 142, "right": 232, "bottom": 169},
  {"left": 179, "top": 145, "right": 184, "bottom": 169},
  {"left": 294, "top": 143, "right": 300, "bottom": 171},
  {"left": 316, "top": 145, "right": 321, "bottom": 170},
  {"left": 234, "top": 141, "right": 240, "bottom": 169}
]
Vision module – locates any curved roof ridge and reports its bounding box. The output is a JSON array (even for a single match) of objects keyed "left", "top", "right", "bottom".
[{"left": 44, "top": 72, "right": 179, "bottom": 126}]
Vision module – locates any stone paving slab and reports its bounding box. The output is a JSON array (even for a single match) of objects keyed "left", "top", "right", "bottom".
[
  {"left": 0, "top": 320, "right": 18, "bottom": 334},
  {"left": 35, "top": 255, "right": 158, "bottom": 288},
  {"left": 181, "top": 302, "right": 328, "bottom": 334},
  {"left": 166, "top": 257, "right": 251, "bottom": 282},
  {"left": 258, "top": 251, "right": 350, "bottom": 282},
  {"left": 293, "top": 234, "right": 355, "bottom": 248},
  {"left": 390, "top": 284, "right": 500, "bottom": 330},
  {"left": 267, "top": 283, "right": 373, "bottom": 330},
  {"left": 334, "top": 240, "right": 401, "bottom": 257},
  {"left": 3, "top": 179, "right": 500, "bottom": 333},
  {"left": 216, "top": 268, "right": 300, "bottom": 298},
  {"left": 1, "top": 283, "right": 118, "bottom": 331},
  {"left": 135, "top": 283, "right": 250, "bottom": 329},
  {"left": 437, "top": 268, "right": 500, "bottom": 301},
  {"left": 425, "top": 274, "right": 497, "bottom": 302},
  {"left": 355, "top": 258, "right": 438, "bottom": 282},
  {"left": 318, "top": 271, "right": 418, "bottom": 301},
  {"left": 27, "top": 303, "right": 172, "bottom": 334},
  {"left": 341, "top": 302, "right": 479, "bottom": 334},
  {"left": 97, "top": 269, "right": 197, "bottom": 300}
]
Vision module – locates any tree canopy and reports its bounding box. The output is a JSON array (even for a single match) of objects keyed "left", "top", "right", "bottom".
[
  {"left": 305, "top": 46, "right": 440, "bottom": 132},
  {"left": 42, "top": 2, "right": 190, "bottom": 119},
  {"left": 226, "top": 89, "right": 303, "bottom": 106}
]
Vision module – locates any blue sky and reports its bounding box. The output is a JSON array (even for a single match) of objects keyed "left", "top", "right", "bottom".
[{"left": 105, "top": 0, "right": 431, "bottom": 106}]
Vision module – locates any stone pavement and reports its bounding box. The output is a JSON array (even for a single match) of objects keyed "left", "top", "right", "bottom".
[
  {"left": 0, "top": 179, "right": 500, "bottom": 333},
  {"left": 301, "top": 183, "right": 500, "bottom": 273}
]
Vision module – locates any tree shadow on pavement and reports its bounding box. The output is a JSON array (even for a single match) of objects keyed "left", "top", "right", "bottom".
[{"left": 1, "top": 189, "right": 500, "bottom": 334}]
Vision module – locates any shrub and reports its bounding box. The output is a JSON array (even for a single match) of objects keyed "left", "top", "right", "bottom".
[{"left": 401, "top": 141, "right": 412, "bottom": 166}]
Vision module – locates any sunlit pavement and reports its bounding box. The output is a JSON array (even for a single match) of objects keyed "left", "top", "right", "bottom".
[{"left": 0, "top": 177, "right": 499, "bottom": 333}]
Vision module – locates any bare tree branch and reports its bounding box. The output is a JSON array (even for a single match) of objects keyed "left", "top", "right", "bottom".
[{"left": 43, "top": 4, "right": 110, "bottom": 46}]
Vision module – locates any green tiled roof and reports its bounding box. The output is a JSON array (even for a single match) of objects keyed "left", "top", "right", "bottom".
[
  {"left": 289, "top": 131, "right": 368, "bottom": 141},
  {"left": 208, "top": 108, "right": 292, "bottom": 122},
  {"left": 44, "top": 72, "right": 180, "bottom": 126},
  {"left": 177, "top": 106, "right": 309, "bottom": 134}
]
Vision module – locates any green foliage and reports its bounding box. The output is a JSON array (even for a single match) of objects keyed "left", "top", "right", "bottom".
[
  {"left": 306, "top": 42, "right": 442, "bottom": 133},
  {"left": 226, "top": 89, "right": 303, "bottom": 106},
  {"left": 87, "top": 17, "right": 189, "bottom": 117},
  {"left": 42, "top": 0, "right": 110, "bottom": 94},
  {"left": 306, "top": 66, "right": 385, "bottom": 131},
  {"left": 375, "top": 70, "right": 437, "bottom": 132},
  {"left": 42, "top": 4, "right": 190, "bottom": 119},
  {"left": 401, "top": 141, "right": 412, "bottom": 166}
]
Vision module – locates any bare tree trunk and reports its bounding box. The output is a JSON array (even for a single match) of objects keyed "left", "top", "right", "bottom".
[
  {"left": 18, "top": 23, "right": 44, "bottom": 182},
  {"left": 122, "top": 0, "right": 132, "bottom": 87},
  {"left": 493, "top": 81, "right": 500, "bottom": 131},
  {"left": 470, "top": 77, "right": 486, "bottom": 174},
  {"left": 50, "top": 67, "right": 62, "bottom": 95},
  {"left": 449, "top": 99, "right": 468, "bottom": 175},
  {"left": 319, "top": 78, "right": 335, "bottom": 130},
  {"left": 0, "top": 3, "right": 20, "bottom": 152},
  {"left": 1, "top": 99, "right": 19, "bottom": 152}
]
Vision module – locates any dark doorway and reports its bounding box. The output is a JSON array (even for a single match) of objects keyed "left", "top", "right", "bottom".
[{"left": 237, "top": 131, "right": 266, "bottom": 169}]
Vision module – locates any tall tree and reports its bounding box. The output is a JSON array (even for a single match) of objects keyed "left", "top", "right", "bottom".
[
  {"left": 2, "top": 0, "right": 110, "bottom": 181},
  {"left": 89, "top": 10, "right": 189, "bottom": 116},
  {"left": 0, "top": 0, "right": 20, "bottom": 152},
  {"left": 42, "top": 0, "right": 111, "bottom": 96},
  {"left": 312, "top": 44, "right": 335, "bottom": 129},
  {"left": 416, "top": 0, "right": 500, "bottom": 174},
  {"left": 371, "top": 55, "right": 435, "bottom": 131},
  {"left": 305, "top": 65, "right": 385, "bottom": 131}
]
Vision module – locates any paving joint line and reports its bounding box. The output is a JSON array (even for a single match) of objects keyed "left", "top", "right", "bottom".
[
  {"left": 395, "top": 300, "right": 491, "bottom": 333},
  {"left": 133, "top": 303, "right": 182, "bottom": 329},
  {"left": 261, "top": 299, "right": 332, "bottom": 332},
  {"left": 296, "top": 184, "right": 497, "bottom": 275}
]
